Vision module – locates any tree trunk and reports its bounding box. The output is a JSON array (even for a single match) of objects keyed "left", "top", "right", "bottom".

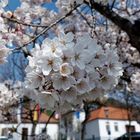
[
  {"left": 81, "top": 101, "right": 90, "bottom": 140},
  {"left": 81, "top": 122, "right": 85, "bottom": 140}
]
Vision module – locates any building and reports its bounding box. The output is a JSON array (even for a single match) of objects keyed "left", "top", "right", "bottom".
[
  {"left": 84, "top": 106, "right": 140, "bottom": 140},
  {"left": 59, "top": 111, "right": 85, "bottom": 140},
  {"left": 0, "top": 111, "right": 59, "bottom": 140}
]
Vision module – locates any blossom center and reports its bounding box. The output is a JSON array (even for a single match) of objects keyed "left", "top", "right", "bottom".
[
  {"left": 75, "top": 54, "right": 80, "bottom": 60},
  {"left": 47, "top": 59, "right": 54, "bottom": 66}
]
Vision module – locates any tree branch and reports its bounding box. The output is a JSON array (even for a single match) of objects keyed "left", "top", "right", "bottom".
[
  {"left": 14, "top": 4, "right": 82, "bottom": 51},
  {"left": 2, "top": 14, "right": 47, "bottom": 28},
  {"left": 84, "top": 0, "right": 140, "bottom": 53}
]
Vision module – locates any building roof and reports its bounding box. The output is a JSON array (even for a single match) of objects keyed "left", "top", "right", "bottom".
[
  {"left": 87, "top": 106, "right": 130, "bottom": 122},
  {"left": 0, "top": 110, "right": 59, "bottom": 124},
  {"left": 21, "top": 108, "right": 59, "bottom": 123},
  {"left": 37, "top": 113, "right": 59, "bottom": 123},
  {"left": 0, "top": 102, "right": 59, "bottom": 124}
]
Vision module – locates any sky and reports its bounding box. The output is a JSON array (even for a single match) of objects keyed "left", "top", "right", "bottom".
[
  {"left": 5, "top": 0, "right": 58, "bottom": 11},
  {"left": 5, "top": 0, "right": 20, "bottom": 11}
]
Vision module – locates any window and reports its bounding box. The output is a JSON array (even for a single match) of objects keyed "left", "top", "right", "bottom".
[
  {"left": 114, "top": 122, "right": 119, "bottom": 132},
  {"left": 2, "top": 128, "right": 8, "bottom": 136},
  {"left": 22, "top": 128, "right": 28, "bottom": 140},
  {"left": 125, "top": 125, "right": 135, "bottom": 133},
  {"left": 1, "top": 128, "right": 11, "bottom": 136},
  {"left": 106, "top": 122, "right": 111, "bottom": 135}
]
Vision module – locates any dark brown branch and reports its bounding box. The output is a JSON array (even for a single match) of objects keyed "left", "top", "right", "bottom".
[
  {"left": 132, "top": 9, "right": 140, "bottom": 15},
  {"left": 84, "top": 0, "right": 140, "bottom": 53},
  {"left": 131, "top": 62, "right": 140, "bottom": 68}
]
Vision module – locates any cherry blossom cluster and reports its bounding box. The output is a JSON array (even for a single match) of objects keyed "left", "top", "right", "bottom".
[
  {"left": 0, "top": 37, "right": 10, "bottom": 64},
  {"left": 56, "top": 0, "right": 83, "bottom": 12},
  {"left": 112, "top": 0, "right": 140, "bottom": 23},
  {"left": 0, "top": 0, "right": 8, "bottom": 9},
  {"left": 0, "top": 81, "right": 20, "bottom": 109},
  {"left": 1, "top": 0, "right": 59, "bottom": 48},
  {"left": 0, "top": 0, "right": 139, "bottom": 114},
  {"left": 56, "top": 0, "right": 110, "bottom": 13},
  {"left": 24, "top": 32, "right": 123, "bottom": 112},
  {"left": 131, "top": 72, "right": 140, "bottom": 94},
  {"left": 56, "top": 0, "right": 140, "bottom": 23},
  {"left": 0, "top": 0, "right": 10, "bottom": 64}
]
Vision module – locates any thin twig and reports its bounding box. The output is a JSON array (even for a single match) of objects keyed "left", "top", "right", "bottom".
[
  {"left": 14, "top": 4, "right": 82, "bottom": 51},
  {"left": 2, "top": 15, "right": 47, "bottom": 28},
  {"left": 41, "top": 111, "right": 55, "bottom": 133},
  {"left": 76, "top": 8, "right": 93, "bottom": 28},
  {"left": 110, "top": 0, "right": 116, "bottom": 10}
]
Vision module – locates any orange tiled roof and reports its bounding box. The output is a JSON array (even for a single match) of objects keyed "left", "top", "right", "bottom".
[
  {"left": 21, "top": 112, "right": 59, "bottom": 123},
  {"left": 21, "top": 108, "right": 59, "bottom": 123},
  {"left": 87, "top": 106, "right": 129, "bottom": 122},
  {"left": 38, "top": 113, "right": 58, "bottom": 123}
]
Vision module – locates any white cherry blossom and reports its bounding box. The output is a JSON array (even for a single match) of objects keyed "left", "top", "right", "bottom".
[
  {"left": 0, "top": 40, "right": 10, "bottom": 64},
  {"left": 86, "top": 88, "right": 105, "bottom": 102},
  {"left": 0, "top": 82, "right": 19, "bottom": 108},
  {"left": 36, "top": 91, "right": 57, "bottom": 109},
  {"left": 87, "top": 71, "right": 100, "bottom": 90},
  {"left": 76, "top": 78, "right": 90, "bottom": 94},
  {"left": 71, "top": 46, "right": 87, "bottom": 69},
  {"left": 38, "top": 54, "right": 62, "bottom": 75},
  {"left": 60, "top": 63, "right": 73, "bottom": 76},
  {"left": 52, "top": 73, "right": 76, "bottom": 91},
  {"left": 99, "top": 75, "right": 116, "bottom": 90},
  {"left": 24, "top": 32, "right": 123, "bottom": 112},
  {"left": 61, "top": 86, "right": 77, "bottom": 103},
  {"left": 42, "top": 38, "right": 63, "bottom": 57},
  {"left": 131, "top": 72, "right": 140, "bottom": 93},
  {"left": 25, "top": 71, "right": 45, "bottom": 89},
  {"left": 57, "top": 32, "right": 75, "bottom": 50},
  {"left": 72, "top": 66, "right": 85, "bottom": 80},
  {"left": 0, "top": 0, "right": 8, "bottom": 9},
  {"left": 0, "top": 17, "right": 7, "bottom": 32}
]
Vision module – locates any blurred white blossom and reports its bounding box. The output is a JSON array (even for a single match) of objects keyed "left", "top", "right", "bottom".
[
  {"left": 131, "top": 72, "right": 140, "bottom": 93},
  {"left": 0, "top": 82, "right": 19, "bottom": 109}
]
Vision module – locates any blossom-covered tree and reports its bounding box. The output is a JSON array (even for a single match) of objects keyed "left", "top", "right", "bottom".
[{"left": 0, "top": 0, "right": 140, "bottom": 139}]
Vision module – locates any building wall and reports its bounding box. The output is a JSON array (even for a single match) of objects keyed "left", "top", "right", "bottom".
[
  {"left": 59, "top": 111, "right": 85, "bottom": 140},
  {"left": 72, "top": 111, "right": 86, "bottom": 140},
  {"left": 99, "top": 119, "right": 140, "bottom": 140},
  {"left": 85, "top": 119, "right": 140, "bottom": 140},
  {"left": 85, "top": 120, "right": 100, "bottom": 140},
  {"left": 0, "top": 123, "right": 58, "bottom": 140},
  {"left": 35, "top": 123, "right": 59, "bottom": 140}
]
